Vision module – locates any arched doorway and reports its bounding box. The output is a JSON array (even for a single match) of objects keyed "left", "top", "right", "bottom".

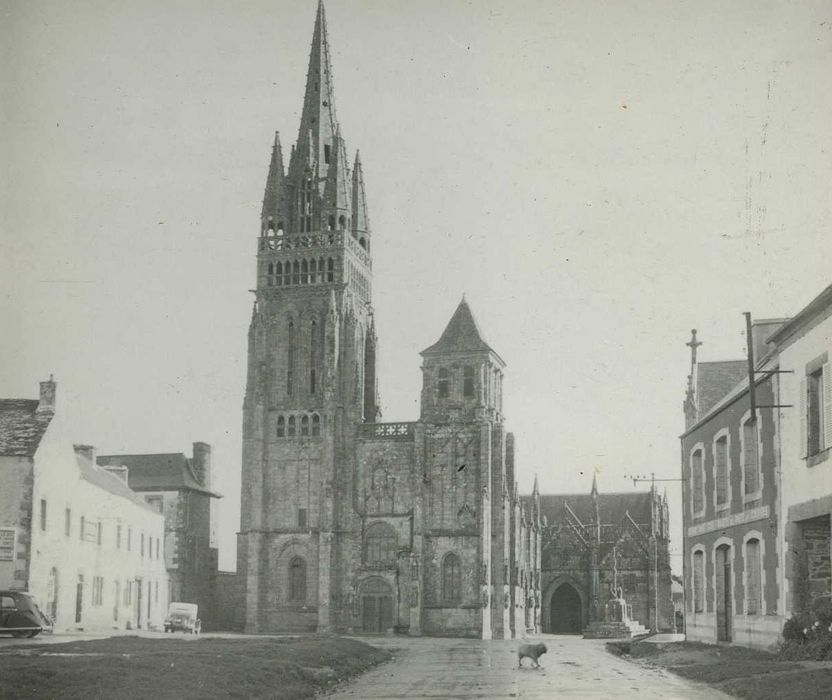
[
  {"left": 549, "top": 583, "right": 583, "bottom": 634},
  {"left": 715, "top": 544, "right": 732, "bottom": 642},
  {"left": 360, "top": 578, "right": 393, "bottom": 634}
]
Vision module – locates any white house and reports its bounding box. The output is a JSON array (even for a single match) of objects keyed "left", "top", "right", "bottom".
[
  {"left": 0, "top": 378, "right": 168, "bottom": 631},
  {"left": 769, "top": 284, "right": 832, "bottom": 619}
]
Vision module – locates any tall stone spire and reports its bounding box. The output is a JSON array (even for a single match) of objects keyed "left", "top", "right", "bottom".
[
  {"left": 289, "top": 0, "right": 339, "bottom": 181},
  {"left": 261, "top": 131, "right": 285, "bottom": 231},
  {"left": 352, "top": 150, "right": 370, "bottom": 242}
]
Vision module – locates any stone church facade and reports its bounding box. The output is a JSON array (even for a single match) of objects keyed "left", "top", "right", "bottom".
[
  {"left": 236, "top": 3, "right": 541, "bottom": 639},
  {"left": 524, "top": 479, "right": 673, "bottom": 635},
  {"left": 233, "top": 2, "right": 674, "bottom": 639}
]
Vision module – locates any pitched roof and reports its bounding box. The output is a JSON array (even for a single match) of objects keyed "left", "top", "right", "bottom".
[
  {"left": 76, "top": 452, "right": 160, "bottom": 514},
  {"left": 696, "top": 361, "right": 747, "bottom": 417},
  {"left": 0, "top": 400, "right": 54, "bottom": 457},
  {"left": 96, "top": 452, "right": 221, "bottom": 497},
  {"left": 524, "top": 492, "right": 654, "bottom": 527},
  {"left": 421, "top": 298, "right": 498, "bottom": 357}
]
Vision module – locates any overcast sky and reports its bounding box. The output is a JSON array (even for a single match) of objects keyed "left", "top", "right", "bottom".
[{"left": 2, "top": 0, "right": 830, "bottom": 572}]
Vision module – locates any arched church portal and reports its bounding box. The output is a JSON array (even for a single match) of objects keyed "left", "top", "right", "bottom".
[
  {"left": 359, "top": 577, "right": 394, "bottom": 634},
  {"left": 548, "top": 583, "right": 583, "bottom": 634}
]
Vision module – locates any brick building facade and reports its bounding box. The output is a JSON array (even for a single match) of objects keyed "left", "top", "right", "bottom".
[{"left": 236, "top": 3, "right": 540, "bottom": 638}]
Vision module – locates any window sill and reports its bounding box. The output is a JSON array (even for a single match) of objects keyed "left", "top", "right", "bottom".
[
  {"left": 806, "top": 449, "right": 830, "bottom": 468},
  {"left": 715, "top": 503, "right": 731, "bottom": 514},
  {"left": 742, "top": 491, "right": 762, "bottom": 505}
]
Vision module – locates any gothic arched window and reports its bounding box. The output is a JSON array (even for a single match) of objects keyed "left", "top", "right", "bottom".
[
  {"left": 292, "top": 260, "right": 300, "bottom": 286},
  {"left": 288, "top": 556, "right": 306, "bottom": 602},
  {"left": 438, "top": 368, "right": 449, "bottom": 399},
  {"left": 287, "top": 415, "right": 296, "bottom": 437},
  {"left": 312, "top": 414, "right": 321, "bottom": 436},
  {"left": 463, "top": 366, "right": 475, "bottom": 398},
  {"left": 318, "top": 257, "right": 326, "bottom": 283},
  {"left": 287, "top": 321, "right": 295, "bottom": 397},
  {"left": 267, "top": 262, "right": 274, "bottom": 287},
  {"left": 327, "top": 257, "right": 334, "bottom": 282},
  {"left": 300, "top": 415, "right": 310, "bottom": 436},
  {"left": 309, "top": 258, "right": 317, "bottom": 283},
  {"left": 301, "top": 259, "right": 309, "bottom": 284},
  {"left": 275, "top": 261, "right": 283, "bottom": 286},
  {"left": 277, "top": 416, "right": 285, "bottom": 438},
  {"left": 310, "top": 320, "right": 317, "bottom": 394},
  {"left": 364, "top": 523, "right": 397, "bottom": 565},
  {"left": 442, "top": 553, "right": 462, "bottom": 605}
]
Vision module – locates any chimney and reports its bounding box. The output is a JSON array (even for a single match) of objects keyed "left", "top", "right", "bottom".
[
  {"left": 103, "top": 465, "right": 129, "bottom": 484},
  {"left": 751, "top": 318, "right": 789, "bottom": 364},
  {"left": 37, "top": 375, "right": 56, "bottom": 413},
  {"left": 191, "top": 442, "right": 212, "bottom": 489},
  {"left": 73, "top": 444, "right": 96, "bottom": 463}
]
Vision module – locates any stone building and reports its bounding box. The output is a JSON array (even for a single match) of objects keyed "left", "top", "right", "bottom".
[
  {"left": 0, "top": 379, "right": 168, "bottom": 632},
  {"left": 680, "top": 319, "right": 785, "bottom": 649},
  {"left": 236, "top": 2, "right": 540, "bottom": 638},
  {"left": 680, "top": 284, "right": 832, "bottom": 650},
  {"left": 524, "top": 478, "right": 672, "bottom": 635},
  {"left": 98, "top": 443, "right": 221, "bottom": 628}
]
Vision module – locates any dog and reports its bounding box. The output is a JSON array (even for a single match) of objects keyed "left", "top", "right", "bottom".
[{"left": 517, "top": 642, "right": 547, "bottom": 669}]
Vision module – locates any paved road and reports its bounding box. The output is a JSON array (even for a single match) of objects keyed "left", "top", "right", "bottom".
[{"left": 327, "top": 635, "right": 732, "bottom": 700}]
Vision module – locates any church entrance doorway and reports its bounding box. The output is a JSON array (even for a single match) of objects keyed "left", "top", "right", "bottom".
[
  {"left": 549, "top": 583, "right": 583, "bottom": 634},
  {"left": 360, "top": 578, "right": 393, "bottom": 634}
]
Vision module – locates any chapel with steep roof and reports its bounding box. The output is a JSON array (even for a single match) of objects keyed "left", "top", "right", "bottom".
[{"left": 236, "top": 2, "right": 540, "bottom": 638}]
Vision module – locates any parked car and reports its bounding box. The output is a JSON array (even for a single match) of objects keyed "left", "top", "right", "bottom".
[
  {"left": 163, "top": 602, "right": 201, "bottom": 634},
  {"left": 0, "top": 590, "right": 52, "bottom": 638}
]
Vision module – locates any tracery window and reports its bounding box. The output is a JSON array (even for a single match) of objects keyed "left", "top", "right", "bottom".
[{"left": 364, "top": 523, "right": 397, "bottom": 565}]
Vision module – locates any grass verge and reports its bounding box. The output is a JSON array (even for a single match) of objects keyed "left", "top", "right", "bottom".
[
  {"left": 0, "top": 635, "right": 391, "bottom": 700},
  {"left": 606, "top": 639, "right": 831, "bottom": 700}
]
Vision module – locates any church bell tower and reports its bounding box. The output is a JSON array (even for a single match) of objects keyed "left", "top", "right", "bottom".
[{"left": 238, "top": 0, "right": 378, "bottom": 633}]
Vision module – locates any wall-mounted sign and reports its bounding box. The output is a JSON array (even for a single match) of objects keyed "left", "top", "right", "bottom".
[{"left": 0, "top": 528, "right": 16, "bottom": 561}]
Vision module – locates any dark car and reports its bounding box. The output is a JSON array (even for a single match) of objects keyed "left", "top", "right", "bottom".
[{"left": 0, "top": 590, "right": 52, "bottom": 638}]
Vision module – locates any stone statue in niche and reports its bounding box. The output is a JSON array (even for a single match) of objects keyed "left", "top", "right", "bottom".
[{"left": 410, "top": 581, "right": 419, "bottom": 607}]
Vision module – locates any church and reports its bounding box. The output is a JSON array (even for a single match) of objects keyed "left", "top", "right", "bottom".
[{"left": 234, "top": 1, "right": 671, "bottom": 638}]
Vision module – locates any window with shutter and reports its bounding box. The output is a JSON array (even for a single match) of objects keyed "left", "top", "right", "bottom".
[{"left": 800, "top": 376, "right": 808, "bottom": 458}]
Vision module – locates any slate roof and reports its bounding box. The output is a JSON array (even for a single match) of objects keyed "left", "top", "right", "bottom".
[
  {"left": 0, "top": 400, "right": 54, "bottom": 457},
  {"left": 696, "top": 361, "right": 747, "bottom": 417},
  {"left": 96, "top": 452, "right": 221, "bottom": 497},
  {"left": 523, "top": 492, "right": 654, "bottom": 527},
  {"left": 421, "top": 298, "right": 498, "bottom": 357},
  {"left": 76, "top": 452, "right": 160, "bottom": 514}
]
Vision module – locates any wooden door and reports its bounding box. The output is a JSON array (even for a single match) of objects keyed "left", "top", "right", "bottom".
[
  {"left": 75, "top": 575, "right": 84, "bottom": 624},
  {"left": 362, "top": 596, "right": 379, "bottom": 633},
  {"left": 715, "top": 545, "right": 732, "bottom": 642}
]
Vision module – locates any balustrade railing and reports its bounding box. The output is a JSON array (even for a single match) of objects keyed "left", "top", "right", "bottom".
[
  {"left": 258, "top": 230, "right": 372, "bottom": 268},
  {"left": 358, "top": 422, "right": 415, "bottom": 440}
]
